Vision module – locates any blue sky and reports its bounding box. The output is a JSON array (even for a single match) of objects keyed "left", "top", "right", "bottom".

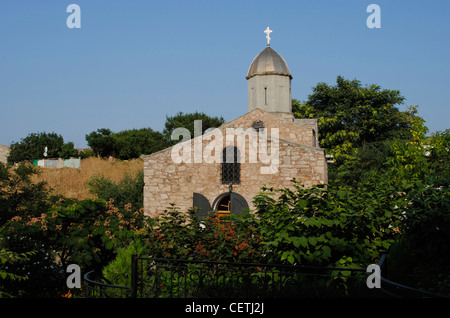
[{"left": 1, "top": 0, "right": 449, "bottom": 148}]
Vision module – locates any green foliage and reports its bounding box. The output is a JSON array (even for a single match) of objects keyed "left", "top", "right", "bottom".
[
  {"left": 0, "top": 248, "right": 35, "bottom": 297},
  {"left": 145, "top": 206, "right": 263, "bottom": 263},
  {"left": 163, "top": 111, "right": 225, "bottom": 145},
  {"left": 78, "top": 148, "right": 95, "bottom": 159},
  {"left": 3, "top": 196, "right": 148, "bottom": 296},
  {"left": 0, "top": 162, "right": 50, "bottom": 227},
  {"left": 253, "top": 179, "right": 404, "bottom": 268},
  {"left": 293, "top": 76, "right": 414, "bottom": 165},
  {"left": 87, "top": 170, "right": 144, "bottom": 210},
  {"left": 8, "top": 132, "right": 79, "bottom": 163},
  {"left": 114, "top": 128, "right": 167, "bottom": 160},
  {"left": 102, "top": 239, "right": 149, "bottom": 287},
  {"left": 403, "top": 181, "right": 450, "bottom": 262},
  {"left": 85, "top": 128, "right": 116, "bottom": 158},
  {"left": 59, "top": 141, "right": 79, "bottom": 159},
  {"left": 86, "top": 128, "right": 167, "bottom": 160}
]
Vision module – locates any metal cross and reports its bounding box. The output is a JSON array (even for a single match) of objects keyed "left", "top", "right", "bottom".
[{"left": 264, "top": 27, "right": 272, "bottom": 46}]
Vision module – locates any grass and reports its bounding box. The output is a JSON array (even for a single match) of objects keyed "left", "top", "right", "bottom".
[{"left": 31, "top": 156, "right": 144, "bottom": 200}]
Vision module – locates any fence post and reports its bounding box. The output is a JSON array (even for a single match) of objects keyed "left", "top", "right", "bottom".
[{"left": 131, "top": 254, "right": 138, "bottom": 298}]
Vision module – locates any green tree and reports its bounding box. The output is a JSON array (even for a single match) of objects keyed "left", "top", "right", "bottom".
[
  {"left": 8, "top": 132, "right": 65, "bottom": 163},
  {"left": 163, "top": 111, "right": 225, "bottom": 145},
  {"left": 86, "top": 128, "right": 167, "bottom": 159},
  {"left": 4, "top": 196, "right": 148, "bottom": 296},
  {"left": 0, "top": 162, "right": 55, "bottom": 297},
  {"left": 113, "top": 128, "right": 167, "bottom": 160},
  {"left": 85, "top": 128, "right": 116, "bottom": 158},
  {"left": 293, "top": 76, "right": 414, "bottom": 165},
  {"left": 59, "top": 141, "right": 80, "bottom": 159},
  {"left": 0, "top": 248, "right": 34, "bottom": 297},
  {"left": 0, "top": 162, "right": 50, "bottom": 227}
]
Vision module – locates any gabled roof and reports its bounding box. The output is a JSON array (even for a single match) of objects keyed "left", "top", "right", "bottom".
[{"left": 142, "top": 109, "right": 323, "bottom": 160}]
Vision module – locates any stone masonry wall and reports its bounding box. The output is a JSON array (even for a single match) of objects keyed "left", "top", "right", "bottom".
[
  {"left": 221, "top": 109, "right": 315, "bottom": 148},
  {"left": 0, "top": 145, "right": 10, "bottom": 164},
  {"left": 143, "top": 117, "right": 327, "bottom": 217}
]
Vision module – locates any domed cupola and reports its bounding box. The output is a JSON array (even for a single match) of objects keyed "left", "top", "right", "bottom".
[
  {"left": 246, "top": 46, "right": 292, "bottom": 80},
  {"left": 247, "top": 27, "right": 293, "bottom": 118}
]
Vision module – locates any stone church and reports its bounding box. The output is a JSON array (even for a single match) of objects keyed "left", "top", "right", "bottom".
[{"left": 143, "top": 28, "right": 328, "bottom": 218}]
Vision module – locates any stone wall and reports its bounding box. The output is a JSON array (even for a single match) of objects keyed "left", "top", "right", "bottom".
[
  {"left": 0, "top": 145, "right": 10, "bottom": 164},
  {"left": 143, "top": 113, "right": 327, "bottom": 217},
  {"left": 222, "top": 108, "right": 316, "bottom": 148}
]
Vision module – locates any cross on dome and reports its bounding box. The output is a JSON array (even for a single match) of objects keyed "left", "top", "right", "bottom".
[{"left": 264, "top": 27, "right": 272, "bottom": 46}]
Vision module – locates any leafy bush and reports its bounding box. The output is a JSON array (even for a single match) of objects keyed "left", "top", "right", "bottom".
[
  {"left": 102, "top": 239, "right": 149, "bottom": 287},
  {"left": 145, "top": 206, "right": 263, "bottom": 263},
  {"left": 253, "top": 179, "right": 404, "bottom": 268},
  {"left": 4, "top": 196, "right": 149, "bottom": 296},
  {"left": 0, "top": 162, "right": 50, "bottom": 226},
  {"left": 87, "top": 170, "right": 144, "bottom": 211},
  {"left": 8, "top": 132, "right": 80, "bottom": 163}
]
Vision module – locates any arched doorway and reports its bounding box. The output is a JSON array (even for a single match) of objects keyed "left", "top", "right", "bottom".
[
  {"left": 212, "top": 192, "right": 249, "bottom": 217},
  {"left": 193, "top": 192, "right": 249, "bottom": 220},
  {"left": 216, "top": 194, "right": 231, "bottom": 218}
]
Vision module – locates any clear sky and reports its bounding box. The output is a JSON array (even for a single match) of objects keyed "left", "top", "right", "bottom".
[{"left": 1, "top": 0, "right": 449, "bottom": 148}]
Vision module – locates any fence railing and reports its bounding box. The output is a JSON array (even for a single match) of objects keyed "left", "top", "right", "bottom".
[
  {"left": 376, "top": 253, "right": 449, "bottom": 298},
  {"left": 133, "top": 257, "right": 378, "bottom": 298},
  {"left": 83, "top": 253, "right": 449, "bottom": 298},
  {"left": 83, "top": 270, "right": 133, "bottom": 298}
]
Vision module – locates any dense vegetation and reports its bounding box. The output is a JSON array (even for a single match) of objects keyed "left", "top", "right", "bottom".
[
  {"left": 1, "top": 77, "right": 448, "bottom": 297},
  {"left": 8, "top": 132, "right": 83, "bottom": 164},
  {"left": 8, "top": 111, "right": 225, "bottom": 164},
  {"left": 85, "top": 111, "right": 225, "bottom": 159}
]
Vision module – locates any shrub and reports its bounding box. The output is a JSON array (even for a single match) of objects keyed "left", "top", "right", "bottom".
[
  {"left": 253, "top": 179, "right": 404, "bottom": 268},
  {"left": 102, "top": 239, "right": 150, "bottom": 287},
  {"left": 88, "top": 170, "right": 144, "bottom": 211},
  {"left": 4, "top": 196, "right": 149, "bottom": 296}
]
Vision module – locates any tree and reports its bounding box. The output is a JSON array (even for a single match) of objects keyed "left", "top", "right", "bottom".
[
  {"left": 59, "top": 141, "right": 80, "bottom": 159},
  {"left": 163, "top": 111, "right": 225, "bottom": 145},
  {"left": 4, "top": 196, "right": 148, "bottom": 296},
  {"left": 0, "top": 162, "right": 55, "bottom": 297},
  {"left": 0, "top": 162, "right": 50, "bottom": 226},
  {"left": 8, "top": 132, "right": 64, "bottom": 163},
  {"left": 85, "top": 128, "right": 116, "bottom": 158},
  {"left": 113, "top": 128, "right": 167, "bottom": 160},
  {"left": 7, "top": 132, "right": 80, "bottom": 163},
  {"left": 86, "top": 128, "right": 167, "bottom": 160},
  {"left": 293, "top": 76, "right": 415, "bottom": 164}
]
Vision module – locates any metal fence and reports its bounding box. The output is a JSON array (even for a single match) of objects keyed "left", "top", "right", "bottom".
[
  {"left": 133, "top": 257, "right": 379, "bottom": 298},
  {"left": 83, "top": 254, "right": 449, "bottom": 298},
  {"left": 83, "top": 270, "right": 133, "bottom": 298}
]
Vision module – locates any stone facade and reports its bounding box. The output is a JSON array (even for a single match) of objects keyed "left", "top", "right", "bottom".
[
  {"left": 143, "top": 109, "right": 327, "bottom": 217},
  {"left": 0, "top": 145, "right": 10, "bottom": 164},
  {"left": 143, "top": 42, "right": 327, "bottom": 217}
]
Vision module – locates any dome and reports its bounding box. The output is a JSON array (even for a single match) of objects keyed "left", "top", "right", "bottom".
[{"left": 246, "top": 47, "right": 292, "bottom": 80}]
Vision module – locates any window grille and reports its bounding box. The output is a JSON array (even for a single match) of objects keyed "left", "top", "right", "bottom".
[{"left": 221, "top": 146, "right": 240, "bottom": 184}]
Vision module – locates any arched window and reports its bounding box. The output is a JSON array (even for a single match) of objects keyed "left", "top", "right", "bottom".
[
  {"left": 252, "top": 120, "right": 265, "bottom": 133},
  {"left": 221, "top": 146, "right": 240, "bottom": 184}
]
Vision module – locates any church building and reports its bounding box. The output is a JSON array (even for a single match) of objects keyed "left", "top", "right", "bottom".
[{"left": 143, "top": 28, "right": 328, "bottom": 218}]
